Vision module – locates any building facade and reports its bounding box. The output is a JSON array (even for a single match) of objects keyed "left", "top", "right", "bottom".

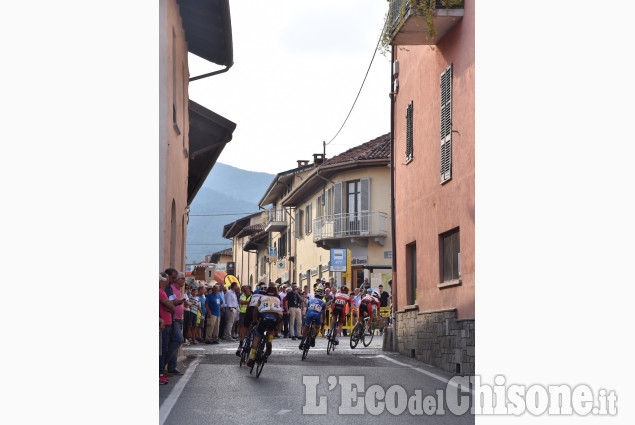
[
  {"left": 222, "top": 212, "right": 262, "bottom": 286},
  {"left": 159, "top": 0, "right": 236, "bottom": 272},
  {"left": 283, "top": 136, "right": 393, "bottom": 291},
  {"left": 388, "top": 0, "right": 474, "bottom": 375}
]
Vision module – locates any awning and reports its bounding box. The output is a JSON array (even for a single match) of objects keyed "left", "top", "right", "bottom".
[{"left": 187, "top": 100, "right": 236, "bottom": 205}]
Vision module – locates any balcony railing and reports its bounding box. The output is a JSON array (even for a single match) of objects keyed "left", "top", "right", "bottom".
[
  {"left": 264, "top": 207, "right": 287, "bottom": 232},
  {"left": 313, "top": 212, "right": 388, "bottom": 242},
  {"left": 387, "top": 0, "right": 464, "bottom": 46}
]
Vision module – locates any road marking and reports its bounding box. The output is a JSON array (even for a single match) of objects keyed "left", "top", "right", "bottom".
[
  {"left": 275, "top": 409, "right": 292, "bottom": 415},
  {"left": 375, "top": 354, "right": 474, "bottom": 394},
  {"left": 160, "top": 356, "right": 202, "bottom": 425},
  {"left": 183, "top": 347, "right": 205, "bottom": 351}
]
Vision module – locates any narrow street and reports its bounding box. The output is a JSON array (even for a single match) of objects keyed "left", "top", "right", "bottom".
[{"left": 160, "top": 336, "right": 474, "bottom": 424}]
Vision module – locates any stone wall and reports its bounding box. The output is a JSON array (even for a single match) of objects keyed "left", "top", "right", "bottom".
[{"left": 393, "top": 306, "right": 474, "bottom": 375}]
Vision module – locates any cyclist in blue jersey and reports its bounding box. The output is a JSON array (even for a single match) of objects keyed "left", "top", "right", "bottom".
[{"left": 298, "top": 287, "right": 326, "bottom": 350}]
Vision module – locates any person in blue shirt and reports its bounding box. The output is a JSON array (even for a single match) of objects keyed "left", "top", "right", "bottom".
[
  {"left": 205, "top": 285, "right": 222, "bottom": 344},
  {"left": 299, "top": 287, "right": 326, "bottom": 350}
]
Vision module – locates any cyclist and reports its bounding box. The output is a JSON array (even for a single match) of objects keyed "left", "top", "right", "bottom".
[
  {"left": 247, "top": 286, "right": 282, "bottom": 367},
  {"left": 237, "top": 283, "right": 266, "bottom": 356},
  {"left": 357, "top": 290, "right": 380, "bottom": 330},
  {"left": 330, "top": 285, "right": 353, "bottom": 345},
  {"left": 298, "top": 286, "right": 326, "bottom": 350}
]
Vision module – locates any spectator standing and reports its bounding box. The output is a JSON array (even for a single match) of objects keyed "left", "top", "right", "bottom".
[
  {"left": 232, "top": 283, "right": 241, "bottom": 338},
  {"left": 378, "top": 284, "right": 391, "bottom": 334},
  {"left": 187, "top": 286, "right": 200, "bottom": 344},
  {"left": 223, "top": 283, "right": 238, "bottom": 341},
  {"left": 286, "top": 283, "right": 302, "bottom": 340},
  {"left": 165, "top": 272, "right": 186, "bottom": 375},
  {"left": 159, "top": 273, "right": 174, "bottom": 384},
  {"left": 197, "top": 286, "right": 207, "bottom": 342},
  {"left": 218, "top": 285, "right": 227, "bottom": 339},
  {"left": 281, "top": 287, "right": 289, "bottom": 338},
  {"left": 205, "top": 285, "right": 221, "bottom": 344}
]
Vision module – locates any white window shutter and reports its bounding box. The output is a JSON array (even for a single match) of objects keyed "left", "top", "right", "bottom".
[
  {"left": 440, "top": 64, "right": 453, "bottom": 183},
  {"left": 360, "top": 178, "right": 370, "bottom": 235},
  {"left": 333, "top": 182, "right": 342, "bottom": 234}
]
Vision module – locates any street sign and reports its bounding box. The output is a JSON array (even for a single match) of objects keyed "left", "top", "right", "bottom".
[
  {"left": 330, "top": 248, "right": 347, "bottom": 272},
  {"left": 269, "top": 247, "right": 278, "bottom": 262},
  {"left": 277, "top": 260, "right": 285, "bottom": 269}
]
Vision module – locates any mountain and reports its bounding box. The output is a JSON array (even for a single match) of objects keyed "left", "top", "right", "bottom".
[{"left": 186, "top": 163, "right": 275, "bottom": 264}]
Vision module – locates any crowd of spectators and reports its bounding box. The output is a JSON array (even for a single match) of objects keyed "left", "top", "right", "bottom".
[{"left": 160, "top": 272, "right": 391, "bottom": 385}]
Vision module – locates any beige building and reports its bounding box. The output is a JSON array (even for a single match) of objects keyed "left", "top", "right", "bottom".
[
  {"left": 250, "top": 134, "right": 393, "bottom": 292},
  {"left": 159, "top": 0, "right": 236, "bottom": 271},
  {"left": 222, "top": 212, "right": 263, "bottom": 287},
  {"left": 255, "top": 163, "right": 315, "bottom": 286}
]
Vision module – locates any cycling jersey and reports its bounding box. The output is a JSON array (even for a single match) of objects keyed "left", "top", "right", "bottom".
[
  {"left": 331, "top": 292, "right": 352, "bottom": 323},
  {"left": 304, "top": 297, "right": 325, "bottom": 326},
  {"left": 257, "top": 295, "right": 282, "bottom": 314},
  {"left": 249, "top": 293, "right": 262, "bottom": 307}
]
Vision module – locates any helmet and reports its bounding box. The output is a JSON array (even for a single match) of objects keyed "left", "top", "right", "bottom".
[
  {"left": 265, "top": 286, "right": 277, "bottom": 296},
  {"left": 371, "top": 291, "right": 380, "bottom": 299},
  {"left": 340, "top": 286, "right": 349, "bottom": 294},
  {"left": 314, "top": 287, "right": 324, "bottom": 298}
]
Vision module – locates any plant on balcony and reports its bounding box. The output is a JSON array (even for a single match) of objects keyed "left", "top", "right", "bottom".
[{"left": 379, "top": 0, "right": 464, "bottom": 54}]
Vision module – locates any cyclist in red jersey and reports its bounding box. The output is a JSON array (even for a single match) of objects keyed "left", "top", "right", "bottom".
[
  {"left": 357, "top": 290, "right": 380, "bottom": 329},
  {"left": 330, "top": 286, "right": 354, "bottom": 345}
]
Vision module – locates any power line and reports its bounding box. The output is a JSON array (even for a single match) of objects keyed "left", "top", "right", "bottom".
[{"left": 325, "top": 23, "right": 385, "bottom": 146}]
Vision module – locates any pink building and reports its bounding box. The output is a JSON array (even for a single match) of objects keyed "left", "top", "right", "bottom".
[{"left": 388, "top": 0, "right": 474, "bottom": 375}]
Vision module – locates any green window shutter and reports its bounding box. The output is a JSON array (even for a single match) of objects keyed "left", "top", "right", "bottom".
[
  {"left": 294, "top": 211, "right": 300, "bottom": 239},
  {"left": 440, "top": 64, "right": 453, "bottom": 183},
  {"left": 406, "top": 101, "right": 413, "bottom": 161}
]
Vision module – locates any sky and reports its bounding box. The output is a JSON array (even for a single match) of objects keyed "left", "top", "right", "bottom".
[{"left": 188, "top": 0, "right": 392, "bottom": 173}]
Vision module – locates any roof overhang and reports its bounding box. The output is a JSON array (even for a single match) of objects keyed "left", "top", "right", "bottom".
[
  {"left": 282, "top": 159, "right": 389, "bottom": 206},
  {"left": 258, "top": 164, "right": 314, "bottom": 207},
  {"left": 221, "top": 212, "right": 263, "bottom": 239},
  {"left": 177, "top": 0, "right": 233, "bottom": 67},
  {"left": 243, "top": 231, "right": 268, "bottom": 252},
  {"left": 187, "top": 100, "right": 236, "bottom": 205}
]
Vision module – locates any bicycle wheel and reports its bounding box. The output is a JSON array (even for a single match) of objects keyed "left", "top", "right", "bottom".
[
  {"left": 362, "top": 320, "right": 374, "bottom": 347},
  {"left": 255, "top": 338, "right": 266, "bottom": 378},
  {"left": 350, "top": 323, "right": 360, "bottom": 349},
  {"left": 239, "top": 333, "right": 251, "bottom": 367},
  {"left": 302, "top": 328, "right": 312, "bottom": 361}
]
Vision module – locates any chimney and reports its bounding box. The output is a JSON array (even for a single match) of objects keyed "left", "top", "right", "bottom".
[
  {"left": 297, "top": 160, "right": 309, "bottom": 168},
  {"left": 313, "top": 153, "right": 325, "bottom": 166}
]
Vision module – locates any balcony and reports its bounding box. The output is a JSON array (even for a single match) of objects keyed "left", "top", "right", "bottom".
[
  {"left": 387, "top": 0, "right": 464, "bottom": 46},
  {"left": 264, "top": 207, "right": 287, "bottom": 232},
  {"left": 313, "top": 212, "right": 388, "bottom": 249}
]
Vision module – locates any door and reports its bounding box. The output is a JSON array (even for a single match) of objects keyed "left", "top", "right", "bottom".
[{"left": 352, "top": 268, "right": 365, "bottom": 291}]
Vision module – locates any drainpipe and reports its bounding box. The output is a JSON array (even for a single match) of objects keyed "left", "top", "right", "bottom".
[
  {"left": 189, "top": 63, "right": 233, "bottom": 82},
  {"left": 316, "top": 168, "right": 334, "bottom": 185},
  {"left": 390, "top": 45, "right": 398, "bottom": 352}
]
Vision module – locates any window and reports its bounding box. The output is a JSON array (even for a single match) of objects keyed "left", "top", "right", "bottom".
[
  {"left": 406, "top": 101, "right": 413, "bottom": 162},
  {"left": 295, "top": 210, "right": 303, "bottom": 239},
  {"left": 260, "top": 254, "right": 266, "bottom": 275},
  {"left": 305, "top": 203, "right": 312, "bottom": 234},
  {"left": 316, "top": 194, "right": 324, "bottom": 217},
  {"left": 279, "top": 232, "right": 287, "bottom": 258},
  {"left": 440, "top": 64, "right": 453, "bottom": 183},
  {"left": 440, "top": 228, "right": 460, "bottom": 284},
  {"left": 406, "top": 242, "right": 417, "bottom": 304}
]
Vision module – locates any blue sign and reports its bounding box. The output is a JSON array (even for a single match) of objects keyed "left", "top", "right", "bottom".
[{"left": 330, "top": 248, "right": 347, "bottom": 272}]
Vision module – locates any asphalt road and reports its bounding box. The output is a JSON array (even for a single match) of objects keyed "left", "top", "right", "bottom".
[{"left": 160, "top": 333, "right": 474, "bottom": 425}]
